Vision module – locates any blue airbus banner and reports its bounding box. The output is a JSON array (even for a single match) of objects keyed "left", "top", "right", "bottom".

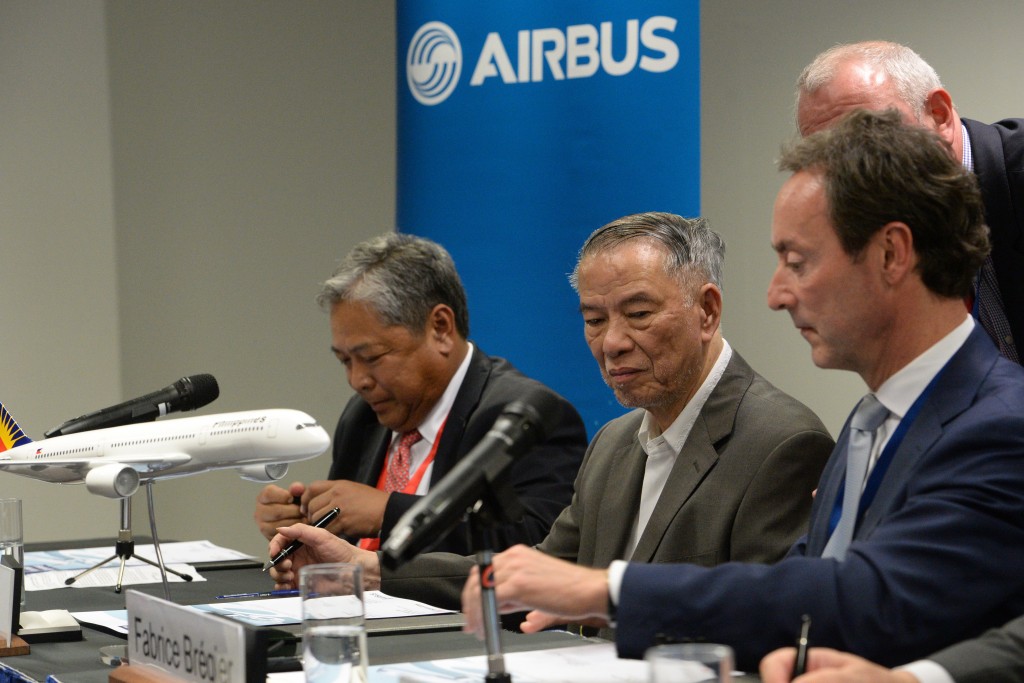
[{"left": 397, "top": 2, "right": 700, "bottom": 434}]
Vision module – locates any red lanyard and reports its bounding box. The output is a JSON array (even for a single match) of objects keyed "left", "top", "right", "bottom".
[{"left": 358, "top": 418, "right": 448, "bottom": 551}]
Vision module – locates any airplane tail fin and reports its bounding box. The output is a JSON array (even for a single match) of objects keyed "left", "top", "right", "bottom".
[{"left": 0, "top": 402, "right": 33, "bottom": 453}]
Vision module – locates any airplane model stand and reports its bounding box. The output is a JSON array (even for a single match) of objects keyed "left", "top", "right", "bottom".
[{"left": 65, "top": 481, "right": 188, "bottom": 599}]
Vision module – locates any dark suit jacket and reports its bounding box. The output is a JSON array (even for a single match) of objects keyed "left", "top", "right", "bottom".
[
  {"left": 616, "top": 328, "right": 1024, "bottom": 670},
  {"left": 327, "top": 345, "right": 587, "bottom": 555},
  {"left": 381, "top": 351, "right": 833, "bottom": 611},
  {"left": 962, "top": 118, "right": 1024, "bottom": 354},
  {"left": 929, "top": 613, "right": 1024, "bottom": 683}
]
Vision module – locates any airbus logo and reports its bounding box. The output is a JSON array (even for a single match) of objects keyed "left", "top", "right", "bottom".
[
  {"left": 406, "top": 17, "right": 680, "bottom": 105},
  {"left": 406, "top": 21, "right": 462, "bottom": 106}
]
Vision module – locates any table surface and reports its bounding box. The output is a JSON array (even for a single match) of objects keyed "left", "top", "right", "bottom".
[{"left": 7, "top": 541, "right": 761, "bottom": 682}]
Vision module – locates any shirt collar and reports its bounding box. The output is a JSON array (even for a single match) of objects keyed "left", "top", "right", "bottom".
[
  {"left": 875, "top": 317, "right": 973, "bottom": 419},
  {"left": 638, "top": 339, "right": 733, "bottom": 456},
  {"left": 961, "top": 123, "right": 974, "bottom": 172}
]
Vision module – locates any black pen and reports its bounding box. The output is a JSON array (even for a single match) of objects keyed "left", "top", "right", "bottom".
[
  {"left": 216, "top": 589, "right": 299, "bottom": 599},
  {"left": 262, "top": 507, "right": 340, "bottom": 571},
  {"left": 792, "top": 614, "right": 811, "bottom": 680}
]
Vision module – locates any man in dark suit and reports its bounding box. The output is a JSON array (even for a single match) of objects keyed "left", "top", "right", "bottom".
[
  {"left": 795, "top": 40, "right": 1024, "bottom": 365},
  {"left": 264, "top": 213, "right": 834, "bottom": 618},
  {"left": 253, "top": 232, "right": 587, "bottom": 555},
  {"left": 454, "top": 112, "right": 1024, "bottom": 670},
  {"left": 760, "top": 613, "right": 1024, "bottom": 683}
]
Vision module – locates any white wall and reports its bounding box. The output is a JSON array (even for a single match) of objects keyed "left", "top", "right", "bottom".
[
  {"left": 0, "top": 0, "right": 125, "bottom": 543},
  {"left": 105, "top": 0, "right": 397, "bottom": 557},
  {"left": 702, "top": 0, "right": 1024, "bottom": 436},
  {"left": 3, "top": 1, "right": 1022, "bottom": 560}
]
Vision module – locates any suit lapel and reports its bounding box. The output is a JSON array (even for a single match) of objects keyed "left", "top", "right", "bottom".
[
  {"left": 629, "top": 353, "right": 753, "bottom": 562},
  {"left": 962, "top": 118, "right": 1024, "bottom": 351},
  {"left": 432, "top": 346, "right": 489, "bottom": 476},
  {"left": 806, "top": 424, "right": 850, "bottom": 555},
  {"left": 855, "top": 327, "right": 996, "bottom": 538},
  {"left": 354, "top": 417, "right": 391, "bottom": 486},
  {"left": 630, "top": 417, "right": 719, "bottom": 562},
  {"left": 596, "top": 436, "right": 648, "bottom": 564}
]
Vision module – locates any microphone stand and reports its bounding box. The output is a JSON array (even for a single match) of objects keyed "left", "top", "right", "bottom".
[{"left": 467, "top": 479, "right": 525, "bottom": 683}]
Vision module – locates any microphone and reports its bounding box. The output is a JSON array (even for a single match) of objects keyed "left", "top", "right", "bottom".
[
  {"left": 44, "top": 373, "right": 220, "bottom": 437},
  {"left": 381, "top": 388, "right": 563, "bottom": 568}
]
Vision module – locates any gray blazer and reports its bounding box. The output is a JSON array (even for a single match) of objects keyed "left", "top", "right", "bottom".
[
  {"left": 382, "top": 351, "right": 834, "bottom": 612},
  {"left": 929, "top": 614, "right": 1024, "bottom": 683}
]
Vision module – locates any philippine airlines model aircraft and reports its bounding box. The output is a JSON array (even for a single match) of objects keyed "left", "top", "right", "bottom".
[{"left": 0, "top": 402, "right": 329, "bottom": 499}]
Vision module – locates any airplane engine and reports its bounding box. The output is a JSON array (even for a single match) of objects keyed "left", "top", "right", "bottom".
[
  {"left": 239, "top": 463, "right": 289, "bottom": 483},
  {"left": 85, "top": 464, "right": 141, "bottom": 498}
]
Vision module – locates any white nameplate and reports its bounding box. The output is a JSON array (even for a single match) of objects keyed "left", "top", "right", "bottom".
[
  {"left": 0, "top": 562, "right": 14, "bottom": 644},
  {"left": 127, "top": 589, "right": 247, "bottom": 683}
]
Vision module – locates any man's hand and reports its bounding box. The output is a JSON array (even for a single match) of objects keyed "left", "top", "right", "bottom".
[
  {"left": 267, "top": 524, "right": 383, "bottom": 591},
  {"left": 303, "top": 480, "right": 391, "bottom": 537},
  {"left": 460, "top": 545, "right": 610, "bottom": 637},
  {"left": 760, "top": 647, "right": 920, "bottom": 683},
  {"left": 254, "top": 482, "right": 308, "bottom": 541}
]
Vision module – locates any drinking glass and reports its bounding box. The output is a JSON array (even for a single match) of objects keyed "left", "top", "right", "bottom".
[
  {"left": 646, "top": 643, "right": 735, "bottom": 683},
  {"left": 300, "top": 562, "right": 367, "bottom": 683},
  {"left": 0, "top": 499, "right": 24, "bottom": 606}
]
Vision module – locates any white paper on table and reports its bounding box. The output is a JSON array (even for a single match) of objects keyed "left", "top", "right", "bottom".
[
  {"left": 194, "top": 591, "right": 454, "bottom": 626},
  {"left": 267, "top": 673, "right": 305, "bottom": 682},
  {"left": 370, "top": 642, "right": 653, "bottom": 683},
  {"left": 24, "top": 540, "right": 256, "bottom": 575},
  {"left": 75, "top": 590, "right": 453, "bottom": 634},
  {"left": 26, "top": 563, "right": 203, "bottom": 591}
]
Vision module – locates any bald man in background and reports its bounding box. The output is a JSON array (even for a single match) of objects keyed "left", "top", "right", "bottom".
[{"left": 795, "top": 40, "right": 1024, "bottom": 365}]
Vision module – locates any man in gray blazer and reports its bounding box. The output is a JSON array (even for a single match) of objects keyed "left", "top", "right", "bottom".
[
  {"left": 760, "top": 613, "right": 1024, "bottom": 683},
  {"left": 266, "top": 213, "right": 834, "bottom": 620}
]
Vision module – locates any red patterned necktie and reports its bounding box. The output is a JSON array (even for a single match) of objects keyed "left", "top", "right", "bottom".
[{"left": 384, "top": 430, "right": 422, "bottom": 492}]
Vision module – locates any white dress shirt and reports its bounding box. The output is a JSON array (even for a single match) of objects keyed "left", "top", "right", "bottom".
[
  {"left": 607, "top": 315, "right": 975, "bottom": 671},
  {"left": 608, "top": 340, "right": 732, "bottom": 599},
  {"left": 623, "top": 341, "right": 733, "bottom": 558}
]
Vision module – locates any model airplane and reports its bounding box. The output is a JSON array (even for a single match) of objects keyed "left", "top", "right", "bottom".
[{"left": 0, "top": 402, "right": 329, "bottom": 498}]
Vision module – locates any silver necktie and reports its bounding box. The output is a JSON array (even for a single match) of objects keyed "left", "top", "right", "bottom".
[{"left": 822, "top": 394, "right": 890, "bottom": 560}]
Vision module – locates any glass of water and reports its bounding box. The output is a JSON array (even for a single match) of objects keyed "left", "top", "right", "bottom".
[
  {"left": 300, "top": 562, "right": 367, "bottom": 683},
  {"left": 646, "top": 643, "right": 735, "bottom": 683},
  {"left": 0, "top": 498, "right": 24, "bottom": 606}
]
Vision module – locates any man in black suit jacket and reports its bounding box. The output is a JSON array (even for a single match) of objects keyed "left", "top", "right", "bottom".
[
  {"left": 795, "top": 40, "right": 1024, "bottom": 365},
  {"left": 760, "top": 612, "right": 1024, "bottom": 683},
  {"left": 253, "top": 233, "right": 587, "bottom": 555}
]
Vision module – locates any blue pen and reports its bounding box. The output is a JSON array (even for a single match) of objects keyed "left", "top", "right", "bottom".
[{"left": 215, "top": 589, "right": 299, "bottom": 600}]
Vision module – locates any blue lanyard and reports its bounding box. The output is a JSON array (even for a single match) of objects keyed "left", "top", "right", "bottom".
[{"left": 827, "top": 365, "right": 947, "bottom": 536}]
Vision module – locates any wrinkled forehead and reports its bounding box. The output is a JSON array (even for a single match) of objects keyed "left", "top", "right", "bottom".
[
  {"left": 798, "top": 63, "right": 916, "bottom": 135},
  {"left": 578, "top": 239, "right": 681, "bottom": 286}
]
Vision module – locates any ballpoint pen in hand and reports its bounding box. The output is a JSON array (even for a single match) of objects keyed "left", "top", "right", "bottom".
[
  {"left": 792, "top": 614, "right": 811, "bottom": 680},
  {"left": 262, "top": 507, "right": 341, "bottom": 571}
]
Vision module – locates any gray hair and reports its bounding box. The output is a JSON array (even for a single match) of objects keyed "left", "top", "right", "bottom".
[
  {"left": 569, "top": 212, "right": 725, "bottom": 293},
  {"left": 317, "top": 232, "right": 470, "bottom": 338},
  {"left": 797, "top": 41, "right": 943, "bottom": 122}
]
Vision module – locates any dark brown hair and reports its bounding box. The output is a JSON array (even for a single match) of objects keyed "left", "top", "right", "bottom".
[{"left": 778, "top": 108, "right": 989, "bottom": 298}]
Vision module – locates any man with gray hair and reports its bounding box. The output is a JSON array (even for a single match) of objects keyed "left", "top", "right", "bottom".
[
  {"left": 443, "top": 112, "right": 1024, "bottom": 672},
  {"left": 796, "top": 40, "right": 1024, "bottom": 365},
  {"left": 264, "top": 213, "right": 833, "bottom": 626},
  {"left": 254, "top": 232, "right": 588, "bottom": 556}
]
